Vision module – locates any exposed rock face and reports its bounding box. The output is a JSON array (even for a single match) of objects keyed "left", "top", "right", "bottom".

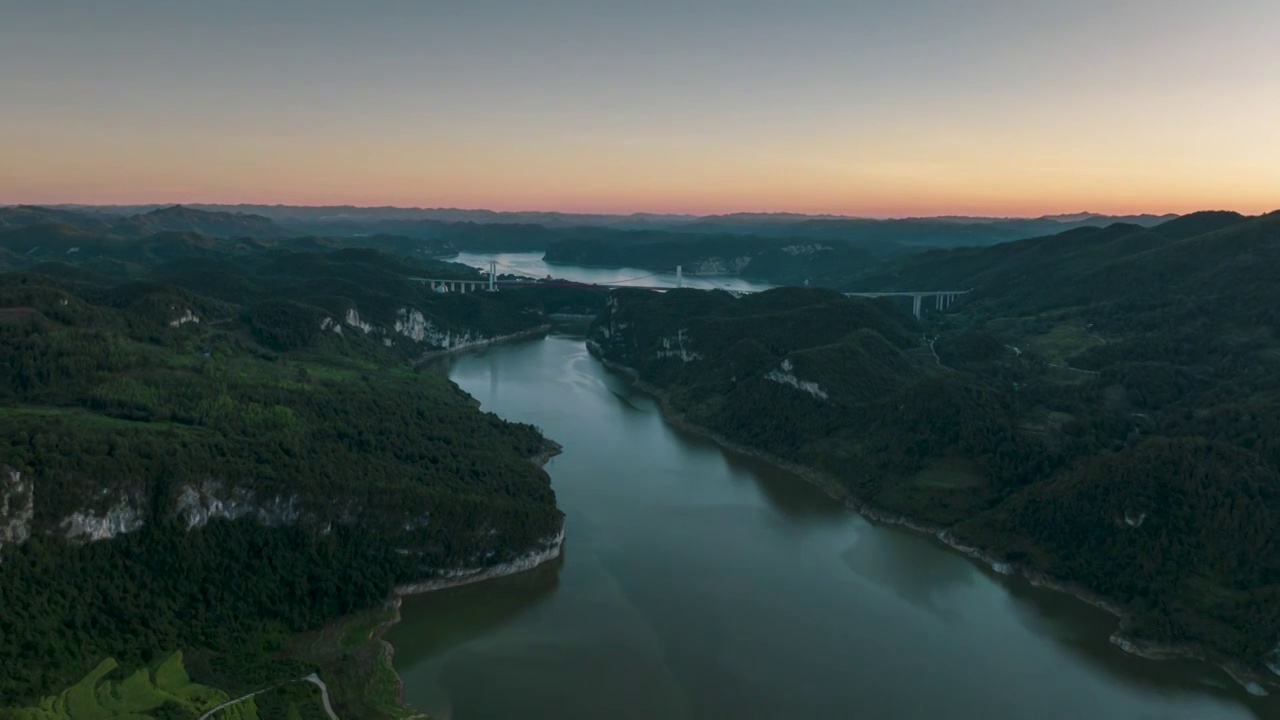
[
  {"left": 657, "top": 330, "right": 702, "bottom": 362},
  {"left": 394, "top": 308, "right": 431, "bottom": 342},
  {"left": 169, "top": 309, "right": 200, "bottom": 327},
  {"left": 395, "top": 526, "right": 565, "bottom": 595},
  {"left": 344, "top": 308, "right": 376, "bottom": 334},
  {"left": 765, "top": 358, "right": 829, "bottom": 400},
  {"left": 174, "top": 481, "right": 255, "bottom": 529},
  {"left": 1, "top": 473, "right": 329, "bottom": 553},
  {"left": 174, "top": 480, "right": 305, "bottom": 529},
  {"left": 0, "top": 468, "right": 34, "bottom": 554},
  {"left": 338, "top": 305, "right": 500, "bottom": 352},
  {"left": 60, "top": 499, "right": 145, "bottom": 541}
]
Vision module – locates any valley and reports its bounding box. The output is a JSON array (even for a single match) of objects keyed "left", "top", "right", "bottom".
[{"left": 2, "top": 205, "right": 1278, "bottom": 719}]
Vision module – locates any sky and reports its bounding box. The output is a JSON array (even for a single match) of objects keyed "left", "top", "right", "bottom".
[{"left": 1, "top": 0, "right": 1277, "bottom": 217}]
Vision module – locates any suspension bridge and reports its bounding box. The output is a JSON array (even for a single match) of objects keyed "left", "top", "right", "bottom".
[{"left": 412, "top": 263, "right": 969, "bottom": 319}]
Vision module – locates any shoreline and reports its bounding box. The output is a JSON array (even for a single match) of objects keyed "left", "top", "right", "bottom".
[
  {"left": 591, "top": 350, "right": 1279, "bottom": 699},
  {"left": 361, "top": 526, "right": 565, "bottom": 718},
  {"left": 411, "top": 324, "right": 551, "bottom": 365},
  {"left": 351, "top": 448, "right": 566, "bottom": 719},
  {"left": 393, "top": 526, "right": 565, "bottom": 597}
]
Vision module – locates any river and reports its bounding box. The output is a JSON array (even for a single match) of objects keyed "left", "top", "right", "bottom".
[{"left": 387, "top": 330, "right": 1272, "bottom": 720}]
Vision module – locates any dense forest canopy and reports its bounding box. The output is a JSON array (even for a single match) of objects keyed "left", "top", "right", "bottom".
[
  {"left": 0, "top": 226, "right": 569, "bottom": 716},
  {"left": 588, "top": 210, "right": 1280, "bottom": 687}
]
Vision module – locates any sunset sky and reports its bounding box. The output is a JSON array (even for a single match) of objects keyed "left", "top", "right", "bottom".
[{"left": 2, "top": 0, "right": 1277, "bottom": 216}]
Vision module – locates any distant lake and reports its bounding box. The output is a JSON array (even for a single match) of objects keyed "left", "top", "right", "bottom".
[
  {"left": 387, "top": 333, "right": 1271, "bottom": 720},
  {"left": 450, "top": 252, "right": 776, "bottom": 293}
]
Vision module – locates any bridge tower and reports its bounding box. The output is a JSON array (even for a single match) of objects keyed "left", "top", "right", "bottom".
[
  {"left": 676, "top": 265, "right": 683, "bottom": 289},
  {"left": 488, "top": 261, "right": 497, "bottom": 292}
]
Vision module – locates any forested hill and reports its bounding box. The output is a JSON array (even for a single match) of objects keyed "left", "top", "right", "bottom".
[
  {"left": 0, "top": 238, "right": 569, "bottom": 716},
  {"left": 588, "top": 209, "right": 1280, "bottom": 691},
  {"left": 7, "top": 204, "right": 1180, "bottom": 261},
  {"left": 0, "top": 205, "right": 289, "bottom": 239}
]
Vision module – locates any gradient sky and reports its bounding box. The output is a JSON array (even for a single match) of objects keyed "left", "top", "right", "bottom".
[{"left": 2, "top": 0, "right": 1277, "bottom": 216}]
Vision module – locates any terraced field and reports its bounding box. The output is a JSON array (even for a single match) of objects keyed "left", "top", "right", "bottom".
[{"left": 3, "top": 653, "right": 253, "bottom": 720}]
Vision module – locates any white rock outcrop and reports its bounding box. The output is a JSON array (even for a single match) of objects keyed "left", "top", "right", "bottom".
[
  {"left": 60, "top": 499, "right": 145, "bottom": 541},
  {"left": 657, "top": 329, "right": 702, "bottom": 362},
  {"left": 396, "top": 526, "right": 565, "bottom": 595},
  {"left": 174, "top": 480, "right": 305, "bottom": 529},
  {"left": 1123, "top": 509, "right": 1148, "bottom": 528},
  {"left": 344, "top": 308, "right": 376, "bottom": 334},
  {"left": 765, "top": 358, "right": 828, "bottom": 400},
  {"left": 174, "top": 481, "right": 255, "bottom": 529},
  {"left": 0, "top": 469, "right": 34, "bottom": 554},
  {"left": 394, "top": 308, "right": 431, "bottom": 342},
  {"left": 169, "top": 309, "right": 200, "bottom": 327}
]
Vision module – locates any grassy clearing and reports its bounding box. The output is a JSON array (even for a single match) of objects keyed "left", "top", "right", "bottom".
[
  {"left": 3, "top": 653, "right": 234, "bottom": 720},
  {"left": 1024, "top": 323, "right": 1104, "bottom": 365}
]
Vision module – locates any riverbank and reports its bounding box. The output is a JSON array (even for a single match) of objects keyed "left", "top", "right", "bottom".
[
  {"left": 412, "top": 324, "right": 552, "bottom": 364},
  {"left": 296, "top": 444, "right": 566, "bottom": 720},
  {"left": 590, "top": 350, "right": 1280, "bottom": 699},
  {"left": 395, "top": 526, "right": 565, "bottom": 596},
  {"left": 297, "top": 528, "right": 566, "bottom": 720}
]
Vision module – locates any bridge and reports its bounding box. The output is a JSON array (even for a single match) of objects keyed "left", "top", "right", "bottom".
[{"left": 413, "top": 263, "right": 969, "bottom": 319}]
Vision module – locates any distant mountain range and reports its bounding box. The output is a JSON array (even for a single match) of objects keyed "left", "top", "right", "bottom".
[
  {"left": 0, "top": 205, "right": 287, "bottom": 239},
  {"left": 30, "top": 203, "right": 1178, "bottom": 230},
  {"left": 0, "top": 205, "right": 1188, "bottom": 265}
]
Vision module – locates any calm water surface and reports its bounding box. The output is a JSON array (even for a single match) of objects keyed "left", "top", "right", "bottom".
[
  {"left": 451, "top": 252, "right": 776, "bottom": 293},
  {"left": 389, "top": 333, "right": 1272, "bottom": 719}
]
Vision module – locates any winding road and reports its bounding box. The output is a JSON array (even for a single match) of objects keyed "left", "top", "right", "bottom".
[{"left": 198, "top": 673, "right": 339, "bottom": 720}]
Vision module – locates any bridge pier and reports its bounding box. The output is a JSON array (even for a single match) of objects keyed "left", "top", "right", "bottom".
[{"left": 912, "top": 295, "right": 922, "bottom": 319}]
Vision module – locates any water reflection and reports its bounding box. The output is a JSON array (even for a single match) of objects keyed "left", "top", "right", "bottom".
[
  {"left": 840, "top": 526, "right": 977, "bottom": 621},
  {"left": 391, "top": 335, "right": 1271, "bottom": 720},
  {"left": 394, "top": 554, "right": 563, "bottom": 666},
  {"left": 390, "top": 555, "right": 564, "bottom": 718},
  {"left": 998, "top": 576, "right": 1269, "bottom": 718}
]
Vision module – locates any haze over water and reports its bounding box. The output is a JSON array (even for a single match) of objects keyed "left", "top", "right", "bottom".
[
  {"left": 388, "top": 331, "right": 1268, "bottom": 720},
  {"left": 453, "top": 252, "right": 776, "bottom": 293}
]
